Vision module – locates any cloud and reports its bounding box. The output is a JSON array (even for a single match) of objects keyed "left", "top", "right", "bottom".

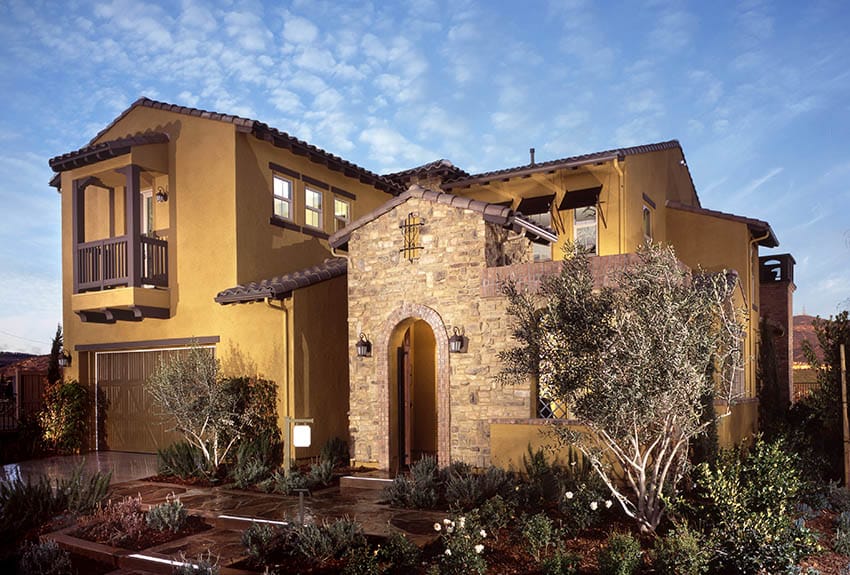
[
  {"left": 359, "top": 124, "right": 433, "bottom": 171},
  {"left": 735, "top": 167, "right": 784, "bottom": 200},
  {"left": 283, "top": 13, "right": 320, "bottom": 45}
]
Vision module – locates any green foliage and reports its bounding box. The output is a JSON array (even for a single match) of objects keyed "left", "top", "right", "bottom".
[
  {"left": 476, "top": 495, "right": 515, "bottom": 540},
  {"left": 557, "top": 447, "right": 612, "bottom": 535},
  {"left": 597, "top": 532, "right": 642, "bottom": 575},
  {"left": 835, "top": 511, "right": 850, "bottom": 555},
  {"left": 157, "top": 441, "right": 213, "bottom": 479},
  {"left": 40, "top": 379, "right": 88, "bottom": 454},
  {"left": 343, "top": 544, "right": 381, "bottom": 575},
  {"left": 146, "top": 345, "right": 280, "bottom": 468},
  {"left": 231, "top": 431, "right": 283, "bottom": 488},
  {"left": 145, "top": 495, "right": 187, "bottom": 533},
  {"left": 517, "top": 445, "right": 560, "bottom": 511},
  {"left": 309, "top": 458, "right": 335, "bottom": 486},
  {"left": 652, "top": 523, "right": 709, "bottom": 575},
  {"left": 521, "top": 512, "right": 558, "bottom": 562},
  {"left": 47, "top": 324, "right": 63, "bottom": 388},
  {"left": 541, "top": 550, "right": 580, "bottom": 575},
  {"left": 59, "top": 461, "right": 112, "bottom": 514},
  {"left": 378, "top": 531, "right": 421, "bottom": 572},
  {"left": 433, "top": 514, "right": 487, "bottom": 575},
  {"left": 697, "top": 438, "right": 820, "bottom": 573},
  {"left": 174, "top": 550, "right": 220, "bottom": 575},
  {"left": 295, "top": 517, "right": 366, "bottom": 563},
  {"left": 498, "top": 244, "right": 745, "bottom": 533},
  {"left": 241, "top": 522, "right": 297, "bottom": 563},
  {"left": 320, "top": 436, "right": 350, "bottom": 468},
  {"left": 18, "top": 540, "right": 73, "bottom": 575},
  {"left": 383, "top": 455, "right": 441, "bottom": 509}
]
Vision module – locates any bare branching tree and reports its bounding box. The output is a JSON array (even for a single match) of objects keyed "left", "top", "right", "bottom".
[{"left": 498, "top": 244, "right": 746, "bottom": 533}]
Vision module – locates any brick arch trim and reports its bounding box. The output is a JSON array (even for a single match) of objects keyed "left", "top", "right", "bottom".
[{"left": 375, "top": 303, "right": 451, "bottom": 468}]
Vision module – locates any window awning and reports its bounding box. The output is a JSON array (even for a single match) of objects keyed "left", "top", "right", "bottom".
[
  {"left": 558, "top": 186, "right": 602, "bottom": 210},
  {"left": 517, "top": 194, "right": 555, "bottom": 215}
]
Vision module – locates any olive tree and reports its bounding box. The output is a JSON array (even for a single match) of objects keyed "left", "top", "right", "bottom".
[
  {"left": 498, "top": 244, "right": 745, "bottom": 533},
  {"left": 147, "top": 345, "right": 274, "bottom": 469}
]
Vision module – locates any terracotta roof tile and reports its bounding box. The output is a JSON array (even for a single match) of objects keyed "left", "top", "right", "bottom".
[
  {"left": 215, "top": 257, "right": 347, "bottom": 304},
  {"left": 384, "top": 159, "right": 470, "bottom": 185},
  {"left": 49, "top": 132, "right": 170, "bottom": 173}
]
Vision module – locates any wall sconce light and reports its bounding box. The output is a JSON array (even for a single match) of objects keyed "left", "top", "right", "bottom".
[
  {"left": 355, "top": 333, "right": 372, "bottom": 357},
  {"left": 58, "top": 350, "right": 72, "bottom": 368},
  {"left": 155, "top": 186, "right": 169, "bottom": 203},
  {"left": 449, "top": 327, "right": 466, "bottom": 353}
]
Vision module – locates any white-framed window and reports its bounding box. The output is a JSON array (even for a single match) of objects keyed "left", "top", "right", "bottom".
[
  {"left": 305, "top": 188, "right": 323, "bottom": 229},
  {"left": 574, "top": 205, "right": 597, "bottom": 255},
  {"left": 643, "top": 205, "right": 652, "bottom": 242},
  {"left": 273, "top": 174, "right": 293, "bottom": 220},
  {"left": 334, "top": 198, "right": 350, "bottom": 232},
  {"left": 527, "top": 212, "right": 552, "bottom": 262},
  {"left": 141, "top": 189, "right": 154, "bottom": 235}
]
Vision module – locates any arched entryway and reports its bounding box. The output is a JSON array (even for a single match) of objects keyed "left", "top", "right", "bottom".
[
  {"left": 389, "top": 319, "right": 437, "bottom": 472},
  {"left": 374, "top": 303, "right": 451, "bottom": 471}
]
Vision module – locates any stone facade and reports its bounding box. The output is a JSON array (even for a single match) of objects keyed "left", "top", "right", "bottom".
[{"left": 346, "top": 196, "right": 533, "bottom": 468}]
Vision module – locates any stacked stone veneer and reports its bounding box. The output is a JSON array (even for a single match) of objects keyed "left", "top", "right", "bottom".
[{"left": 347, "top": 196, "right": 535, "bottom": 468}]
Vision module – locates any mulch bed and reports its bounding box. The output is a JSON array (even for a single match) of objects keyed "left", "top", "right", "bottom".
[{"left": 71, "top": 515, "right": 212, "bottom": 551}]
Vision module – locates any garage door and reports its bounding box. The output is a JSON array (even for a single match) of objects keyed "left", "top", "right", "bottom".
[{"left": 96, "top": 349, "right": 188, "bottom": 453}]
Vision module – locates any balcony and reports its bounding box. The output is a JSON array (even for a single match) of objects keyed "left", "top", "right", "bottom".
[{"left": 76, "top": 235, "right": 168, "bottom": 291}]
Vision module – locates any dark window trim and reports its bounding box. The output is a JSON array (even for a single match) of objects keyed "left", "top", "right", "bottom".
[
  {"left": 76, "top": 335, "right": 220, "bottom": 352},
  {"left": 269, "top": 161, "right": 300, "bottom": 180},
  {"left": 270, "top": 216, "right": 301, "bottom": 232},
  {"left": 642, "top": 193, "right": 656, "bottom": 210},
  {"left": 332, "top": 186, "right": 356, "bottom": 200},
  {"left": 301, "top": 226, "right": 330, "bottom": 240},
  {"left": 302, "top": 175, "right": 329, "bottom": 190}
]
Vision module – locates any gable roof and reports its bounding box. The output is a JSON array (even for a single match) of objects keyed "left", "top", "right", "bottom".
[
  {"left": 384, "top": 159, "right": 470, "bottom": 185},
  {"left": 49, "top": 132, "right": 170, "bottom": 173},
  {"left": 52, "top": 97, "right": 402, "bottom": 195},
  {"left": 442, "top": 140, "right": 689, "bottom": 190},
  {"left": 328, "top": 185, "right": 557, "bottom": 249},
  {"left": 215, "top": 257, "right": 347, "bottom": 304},
  {"left": 666, "top": 200, "right": 778, "bottom": 247}
]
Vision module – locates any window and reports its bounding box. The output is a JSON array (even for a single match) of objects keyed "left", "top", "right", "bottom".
[
  {"left": 141, "top": 189, "right": 154, "bottom": 235},
  {"left": 305, "top": 188, "right": 323, "bottom": 229},
  {"left": 273, "top": 174, "right": 293, "bottom": 220},
  {"left": 574, "top": 205, "right": 597, "bottom": 254},
  {"left": 643, "top": 206, "right": 652, "bottom": 241},
  {"left": 334, "top": 198, "right": 350, "bottom": 232},
  {"left": 527, "top": 212, "right": 552, "bottom": 262}
]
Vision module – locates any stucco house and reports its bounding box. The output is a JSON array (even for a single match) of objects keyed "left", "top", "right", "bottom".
[{"left": 50, "top": 98, "right": 793, "bottom": 469}]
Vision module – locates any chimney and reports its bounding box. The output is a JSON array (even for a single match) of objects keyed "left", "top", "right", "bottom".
[
  {"left": 759, "top": 254, "right": 796, "bottom": 405},
  {"left": 529, "top": 148, "right": 535, "bottom": 166}
]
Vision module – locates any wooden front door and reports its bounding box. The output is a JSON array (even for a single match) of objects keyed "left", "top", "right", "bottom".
[{"left": 396, "top": 329, "right": 412, "bottom": 466}]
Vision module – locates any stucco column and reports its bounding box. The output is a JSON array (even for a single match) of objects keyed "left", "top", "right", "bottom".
[{"left": 118, "top": 164, "right": 142, "bottom": 288}]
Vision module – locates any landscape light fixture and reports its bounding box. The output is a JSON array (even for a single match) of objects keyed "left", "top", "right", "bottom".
[
  {"left": 355, "top": 333, "right": 372, "bottom": 357},
  {"left": 449, "top": 327, "right": 466, "bottom": 353}
]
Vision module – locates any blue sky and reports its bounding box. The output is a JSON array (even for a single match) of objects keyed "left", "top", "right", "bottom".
[{"left": 1, "top": 0, "right": 848, "bottom": 353}]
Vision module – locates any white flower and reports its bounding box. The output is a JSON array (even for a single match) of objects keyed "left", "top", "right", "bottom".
[
  {"left": 475, "top": 544, "right": 484, "bottom": 554},
  {"left": 434, "top": 523, "right": 441, "bottom": 532},
  {"left": 480, "top": 529, "right": 487, "bottom": 538},
  {"left": 447, "top": 525, "right": 454, "bottom": 533},
  {"left": 565, "top": 491, "right": 574, "bottom": 500},
  {"left": 590, "top": 501, "right": 598, "bottom": 511},
  {"left": 458, "top": 517, "right": 466, "bottom": 529},
  {"left": 443, "top": 518, "right": 452, "bottom": 525},
  {"left": 605, "top": 500, "right": 613, "bottom": 509},
  {"left": 444, "top": 548, "right": 452, "bottom": 556}
]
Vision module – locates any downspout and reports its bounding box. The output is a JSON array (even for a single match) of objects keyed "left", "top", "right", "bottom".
[
  {"left": 747, "top": 230, "right": 772, "bottom": 397},
  {"left": 613, "top": 157, "right": 625, "bottom": 254}
]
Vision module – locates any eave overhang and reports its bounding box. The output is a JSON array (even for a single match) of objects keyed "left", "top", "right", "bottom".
[
  {"left": 215, "top": 257, "right": 348, "bottom": 305},
  {"left": 49, "top": 132, "right": 170, "bottom": 174}
]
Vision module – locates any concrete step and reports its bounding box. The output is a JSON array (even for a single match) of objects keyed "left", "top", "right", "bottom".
[{"left": 340, "top": 472, "right": 394, "bottom": 492}]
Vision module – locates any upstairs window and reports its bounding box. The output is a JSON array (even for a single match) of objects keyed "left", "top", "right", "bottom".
[
  {"left": 334, "top": 198, "right": 350, "bottom": 232},
  {"left": 273, "top": 174, "right": 293, "bottom": 220},
  {"left": 574, "top": 205, "right": 597, "bottom": 254},
  {"left": 643, "top": 206, "right": 652, "bottom": 241},
  {"left": 518, "top": 195, "right": 555, "bottom": 262},
  {"left": 305, "top": 188, "right": 323, "bottom": 229}
]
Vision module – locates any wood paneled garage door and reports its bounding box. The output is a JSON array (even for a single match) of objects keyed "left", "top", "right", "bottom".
[{"left": 96, "top": 349, "right": 186, "bottom": 453}]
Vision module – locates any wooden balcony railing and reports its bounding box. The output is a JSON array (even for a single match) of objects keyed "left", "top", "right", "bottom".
[{"left": 75, "top": 235, "right": 168, "bottom": 292}]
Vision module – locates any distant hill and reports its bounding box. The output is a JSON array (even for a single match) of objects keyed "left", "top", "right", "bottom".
[
  {"left": 793, "top": 315, "right": 823, "bottom": 365},
  {"left": 0, "top": 352, "right": 36, "bottom": 369}
]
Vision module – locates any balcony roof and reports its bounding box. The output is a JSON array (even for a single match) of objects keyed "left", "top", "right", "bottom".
[{"left": 48, "top": 132, "right": 170, "bottom": 174}]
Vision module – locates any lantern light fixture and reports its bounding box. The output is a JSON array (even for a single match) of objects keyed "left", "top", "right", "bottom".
[
  {"left": 355, "top": 333, "right": 372, "bottom": 357},
  {"left": 449, "top": 327, "right": 466, "bottom": 353},
  {"left": 156, "top": 186, "right": 169, "bottom": 203},
  {"left": 58, "top": 350, "right": 72, "bottom": 368}
]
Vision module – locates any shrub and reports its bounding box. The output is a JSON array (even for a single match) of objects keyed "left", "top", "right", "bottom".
[
  {"left": 521, "top": 512, "right": 557, "bottom": 562},
  {"left": 445, "top": 464, "right": 482, "bottom": 510},
  {"left": 383, "top": 475, "right": 415, "bottom": 507},
  {"left": 321, "top": 437, "right": 350, "bottom": 468},
  {"left": 0, "top": 475, "right": 64, "bottom": 538},
  {"left": 60, "top": 462, "right": 112, "bottom": 514},
  {"left": 242, "top": 522, "right": 297, "bottom": 563},
  {"left": 75, "top": 495, "right": 147, "bottom": 547},
  {"left": 652, "top": 523, "right": 709, "bottom": 575},
  {"left": 476, "top": 495, "right": 515, "bottom": 540},
  {"left": 597, "top": 532, "right": 642, "bottom": 575},
  {"left": 231, "top": 431, "right": 283, "bottom": 488},
  {"left": 433, "top": 515, "right": 487, "bottom": 575},
  {"left": 541, "top": 549, "right": 580, "bottom": 575},
  {"left": 558, "top": 447, "right": 612, "bottom": 535},
  {"left": 517, "top": 446, "right": 560, "bottom": 511},
  {"left": 343, "top": 544, "right": 381, "bottom": 575},
  {"left": 295, "top": 517, "right": 366, "bottom": 563},
  {"left": 383, "top": 455, "right": 440, "bottom": 509},
  {"left": 698, "top": 438, "right": 820, "bottom": 573},
  {"left": 267, "top": 469, "right": 310, "bottom": 495},
  {"left": 146, "top": 495, "right": 187, "bottom": 533},
  {"left": 174, "top": 550, "right": 220, "bottom": 575},
  {"left": 40, "top": 379, "right": 88, "bottom": 454},
  {"left": 309, "top": 458, "right": 335, "bottom": 487},
  {"left": 835, "top": 511, "right": 850, "bottom": 555},
  {"left": 378, "top": 531, "right": 421, "bottom": 572},
  {"left": 157, "top": 441, "right": 212, "bottom": 479},
  {"left": 18, "top": 540, "right": 73, "bottom": 575}
]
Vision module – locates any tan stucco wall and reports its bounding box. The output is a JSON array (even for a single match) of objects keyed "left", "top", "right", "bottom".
[
  {"left": 717, "top": 399, "right": 758, "bottom": 447},
  {"left": 346, "top": 197, "right": 532, "bottom": 469}
]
